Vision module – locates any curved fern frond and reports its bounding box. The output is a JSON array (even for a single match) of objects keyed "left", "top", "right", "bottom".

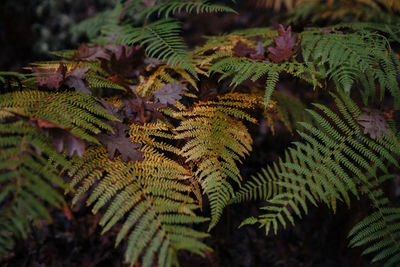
[
  {"left": 175, "top": 93, "right": 262, "bottom": 229},
  {"left": 141, "top": 0, "right": 237, "bottom": 18},
  {"left": 301, "top": 30, "right": 400, "bottom": 107},
  {"left": 0, "top": 91, "right": 116, "bottom": 143},
  {"left": 111, "top": 18, "right": 195, "bottom": 74},
  {"left": 348, "top": 177, "right": 400, "bottom": 266},
  {"left": 236, "top": 92, "right": 400, "bottom": 235},
  {"left": 0, "top": 119, "right": 67, "bottom": 257},
  {"left": 68, "top": 120, "right": 210, "bottom": 267}
]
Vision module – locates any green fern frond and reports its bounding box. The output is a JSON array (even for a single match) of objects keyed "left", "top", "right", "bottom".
[
  {"left": 110, "top": 18, "right": 195, "bottom": 75},
  {"left": 236, "top": 92, "right": 400, "bottom": 234},
  {"left": 141, "top": 0, "right": 237, "bottom": 18},
  {"left": 0, "top": 91, "right": 116, "bottom": 143},
  {"left": 0, "top": 119, "right": 67, "bottom": 257},
  {"left": 301, "top": 29, "right": 400, "bottom": 107},
  {"left": 70, "top": 2, "right": 122, "bottom": 42},
  {"left": 348, "top": 177, "right": 400, "bottom": 266}
]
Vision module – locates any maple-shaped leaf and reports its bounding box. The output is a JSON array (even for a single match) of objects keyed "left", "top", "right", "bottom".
[
  {"left": 357, "top": 108, "right": 391, "bottom": 139},
  {"left": 96, "top": 98, "right": 124, "bottom": 120},
  {"left": 250, "top": 41, "right": 266, "bottom": 59},
  {"left": 65, "top": 67, "right": 91, "bottom": 94},
  {"left": 123, "top": 95, "right": 166, "bottom": 124},
  {"left": 72, "top": 44, "right": 111, "bottom": 62},
  {"left": 102, "top": 45, "right": 145, "bottom": 79},
  {"left": 32, "top": 64, "right": 67, "bottom": 90},
  {"left": 267, "top": 24, "right": 300, "bottom": 63},
  {"left": 153, "top": 82, "right": 185, "bottom": 105},
  {"left": 233, "top": 41, "right": 258, "bottom": 57},
  {"left": 97, "top": 121, "right": 144, "bottom": 162},
  {"left": 29, "top": 117, "right": 85, "bottom": 157}
]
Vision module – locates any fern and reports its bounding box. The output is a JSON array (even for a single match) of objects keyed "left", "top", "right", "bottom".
[
  {"left": 106, "top": 18, "right": 196, "bottom": 75},
  {"left": 348, "top": 176, "right": 400, "bottom": 266},
  {"left": 235, "top": 92, "right": 400, "bottom": 235},
  {"left": 67, "top": 119, "right": 210, "bottom": 267},
  {"left": 175, "top": 93, "right": 262, "bottom": 229},
  {"left": 301, "top": 29, "right": 400, "bottom": 107},
  {"left": 140, "top": 0, "right": 237, "bottom": 18},
  {"left": 0, "top": 118, "right": 68, "bottom": 256}
]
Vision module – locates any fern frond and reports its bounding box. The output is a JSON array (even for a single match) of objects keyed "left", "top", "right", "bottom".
[
  {"left": 111, "top": 18, "right": 195, "bottom": 74},
  {"left": 141, "top": 0, "right": 237, "bottom": 18},
  {"left": 348, "top": 178, "right": 400, "bottom": 266},
  {"left": 175, "top": 93, "right": 261, "bottom": 229},
  {"left": 236, "top": 92, "right": 400, "bottom": 235},
  {"left": 68, "top": 119, "right": 210, "bottom": 267},
  {"left": 0, "top": 119, "right": 67, "bottom": 257},
  {"left": 0, "top": 91, "right": 116, "bottom": 143},
  {"left": 301, "top": 30, "right": 400, "bottom": 107}
]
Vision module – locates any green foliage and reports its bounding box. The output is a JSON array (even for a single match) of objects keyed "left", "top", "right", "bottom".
[
  {"left": 235, "top": 93, "right": 400, "bottom": 237},
  {"left": 111, "top": 18, "right": 194, "bottom": 71},
  {"left": 68, "top": 126, "right": 211, "bottom": 267},
  {"left": 175, "top": 93, "right": 261, "bottom": 229},
  {"left": 0, "top": 118, "right": 68, "bottom": 257},
  {"left": 140, "top": 0, "right": 237, "bottom": 18}
]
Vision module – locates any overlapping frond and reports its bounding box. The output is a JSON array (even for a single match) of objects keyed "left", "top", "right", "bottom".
[
  {"left": 111, "top": 18, "right": 195, "bottom": 73},
  {"left": 348, "top": 176, "right": 400, "bottom": 266},
  {"left": 0, "top": 119, "right": 67, "bottom": 257},
  {"left": 236, "top": 92, "right": 400, "bottom": 235},
  {"left": 140, "top": 0, "right": 237, "bottom": 18},
  {"left": 67, "top": 119, "right": 210, "bottom": 267},
  {"left": 301, "top": 29, "right": 400, "bottom": 107},
  {"left": 175, "top": 93, "right": 262, "bottom": 229}
]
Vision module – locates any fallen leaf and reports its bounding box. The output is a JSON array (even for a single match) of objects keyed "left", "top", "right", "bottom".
[
  {"left": 153, "top": 82, "right": 185, "bottom": 105},
  {"left": 32, "top": 64, "right": 67, "bottom": 90},
  {"left": 267, "top": 24, "right": 300, "bottom": 63},
  {"left": 233, "top": 41, "right": 257, "bottom": 57},
  {"left": 250, "top": 41, "right": 266, "bottom": 59},
  {"left": 357, "top": 108, "right": 391, "bottom": 139},
  {"left": 97, "top": 121, "right": 144, "bottom": 162},
  {"left": 123, "top": 95, "right": 166, "bottom": 124},
  {"left": 72, "top": 44, "right": 111, "bottom": 62},
  {"left": 29, "top": 117, "right": 85, "bottom": 157}
]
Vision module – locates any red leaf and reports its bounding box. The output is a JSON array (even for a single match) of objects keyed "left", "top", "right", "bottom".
[
  {"left": 233, "top": 41, "right": 257, "bottom": 57},
  {"left": 32, "top": 64, "right": 67, "bottom": 90},
  {"left": 72, "top": 44, "right": 111, "bottom": 62},
  {"left": 123, "top": 95, "right": 166, "bottom": 124},
  {"left": 267, "top": 24, "right": 300, "bottom": 63},
  {"left": 357, "top": 108, "right": 391, "bottom": 139},
  {"left": 97, "top": 121, "right": 144, "bottom": 162},
  {"left": 102, "top": 45, "right": 145, "bottom": 79},
  {"left": 29, "top": 117, "right": 85, "bottom": 157},
  {"left": 153, "top": 82, "right": 185, "bottom": 105}
]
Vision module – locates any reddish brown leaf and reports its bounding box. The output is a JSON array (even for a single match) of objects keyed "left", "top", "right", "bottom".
[
  {"left": 102, "top": 45, "right": 145, "bottom": 79},
  {"left": 153, "top": 82, "right": 185, "bottom": 105},
  {"left": 357, "top": 108, "right": 391, "bottom": 139},
  {"left": 267, "top": 24, "right": 300, "bottom": 63},
  {"left": 123, "top": 95, "right": 166, "bottom": 124},
  {"left": 233, "top": 41, "right": 257, "bottom": 57},
  {"left": 29, "top": 117, "right": 85, "bottom": 157},
  {"left": 29, "top": 117, "right": 70, "bottom": 130},
  {"left": 32, "top": 64, "right": 67, "bottom": 90},
  {"left": 97, "top": 121, "right": 144, "bottom": 162},
  {"left": 72, "top": 44, "right": 111, "bottom": 62},
  {"left": 250, "top": 41, "right": 266, "bottom": 59}
]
